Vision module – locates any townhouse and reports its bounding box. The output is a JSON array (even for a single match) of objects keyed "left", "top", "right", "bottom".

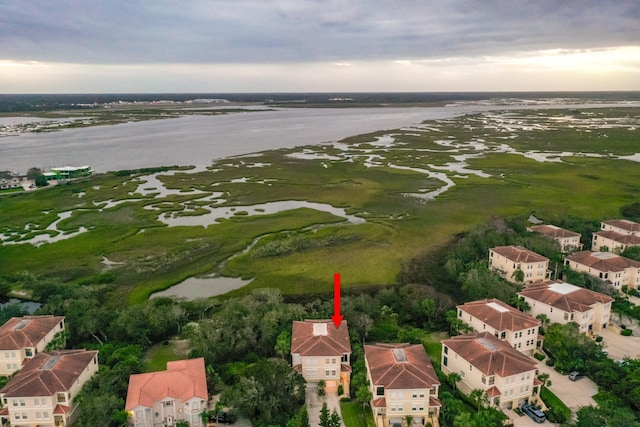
[
  {"left": 600, "top": 219, "right": 640, "bottom": 236},
  {"left": 456, "top": 299, "right": 541, "bottom": 355},
  {"left": 291, "top": 319, "right": 351, "bottom": 393},
  {"left": 527, "top": 224, "right": 583, "bottom": 252},
  {"left": 517, "top": 280, "right": 613, "bottom": 334},
  {"left": 441, "top": 332, "right": 541, "bottom": 410},
  {"left": 564, "top": 251, "right": 640, "bottom": 289},
  {"left": 592, "top": 230, "right": 640, "bottom": 253},
  {"left": 0, "top": 349, "right": 98, "bottom": 427},
  {"left": 489, "top": 246, "right": 550, "bottom": 284},
  {"left": 0, "top": 315, "right": 66, "bottom": 376},
  {"left": 364, "top": 343, "right": 440, "bottom": 427},
  {"left": 126, "top": 358, "right": 208, "bottom": 427}
]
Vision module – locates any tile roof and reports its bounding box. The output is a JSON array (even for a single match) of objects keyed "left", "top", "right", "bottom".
[
  {"left": 594, "top": 231, "right": 640, "bottom": 246},
  {"left": 125, "top": 358, "right": 207, "bottom": 410},
  {"left": 442, "top": 332, "right": 537, "bottom": 377},
  {"left": 0, "top": 349, "right": 97, "bottom": 397},
  {"left": 528, "top": 225, "right": 580, "bottom": 239},
  {"left": 457, "top": 299, "right": 540, "bottom": 331},
  {"left": 291, "top": 320, "right": 351, "bottom": 357},
  {"left": 565, "top": 251, "right": 640, "bottom": 273},
  {"left": 0, "top": 316, "right": 64, "bottom": 350},
  {"left": 490, "top": 246, "right": 549, "bottom": 264},
  {"left": 602, "top": 219, "right": 640, "bottom": 233},
  {"left": 517, "top": 280, "right": 613, "bottom": 312},
  {"left": 365, "top": 343, "right": 439, "bottom": 390}
]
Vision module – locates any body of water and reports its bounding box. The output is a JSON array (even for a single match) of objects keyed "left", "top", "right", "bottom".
[{"left": 3, "top": 102, "right": 631, "bottom": 174}]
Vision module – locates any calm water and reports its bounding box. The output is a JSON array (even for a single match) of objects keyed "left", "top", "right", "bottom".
[{"left": 1, "top": 102, "right": 636, "bottom": 174}]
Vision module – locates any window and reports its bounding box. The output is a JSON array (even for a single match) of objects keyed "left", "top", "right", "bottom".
[
  {"left": 331, "top": 370, "right": 336, "bottom": 376},
  {"left": 21, "top": 413, "right": 27, "bottom": 420},
  {"left": 481, "top": 375, "right": 486, "bottom": 384},
  {"left": 325, "top": 370, "right": 331, "bottom": 376},
  {"left": 25, "top": 348, "right": 33, "bottom": 357},
  {"left": 37, "top": 412, "right": 42, "bottom": 420},
  {"left": 12, "top": 399, "right": 18, "bottom": 407},
  {"left": 443, "top": 346, "right": 448, "bottom": 354},
  {"left": 20, "top": 399, "right": 25, "bottom": 406},
  {"left": 376, "top": 387, "right": 384, "bottom": 396},
  {"left": 488, "top": 376, "right": 495, "bottom": 385},
  {"left": 341, "top": 354, "right": 348, "bottom": 363},
  {"left": 443, "top": 356, "right": 448, "bottom": 367},
  {"left": 325, "top": 358, "right": 330, "bottom": 364}
]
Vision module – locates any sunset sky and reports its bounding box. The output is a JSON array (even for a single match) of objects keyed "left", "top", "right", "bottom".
[{"left": 1, "top": 0, "right": 639, "bottom": 93}]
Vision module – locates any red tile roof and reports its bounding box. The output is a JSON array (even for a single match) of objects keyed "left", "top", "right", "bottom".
[
  {"left": 0, "top": 349, "right": 97, "bottom": 397},
  {"left": 457, "top": 299, "right": 540, "bottom": 332},
  {"left": 429, "top": 396, "right": 442, "bottom": 408},
  {"left": 0, "top": 316, "right": 64, "bottom": 350},
  {"left": 565, "top": 251, "right": 640, "bottom": 273},
  {"left": 291, "top": 320, "right": 351, "bottom": 357},
  {"left": 594, "top": 231, "right": 640, "bottom": 246},
  {"left": 125, "top": 358, "right": 208, "bottom": 410},
  {"left": 372, "top": 397, "right": 387, "bottom": 408},
  {"left": 490, "top": 246, "right": 549, "bottom": 264},
  {"left": 365, "top": 343, "right": 439, "bottom": 390},
  {"left": 442, "top": 332, "right": 537, "bottom": 377},
  {"left": 517, "top": 280, "right": 613, "bottom": 312},
  {"left": 528, "top": 225, "right": 580, "bottom": 239},
  {"left": 486, "top": 386, "right": 502, "bottom": 397},
  {"left": 602, "top": 219, "right": 640, "bottom": 233}
]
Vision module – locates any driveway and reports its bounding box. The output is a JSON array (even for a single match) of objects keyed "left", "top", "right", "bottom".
[
  {"left": 504, "top": 408, "right": 558, "bottom": 427},
  {"left": 305, "top": 383, "right": 345, "bottom": 427},
  {"left": 536, "top": 363, "right": 597, "bottom": 414},
  {"left": 599, "top": 319, "right": 640, "bottom": 361}
]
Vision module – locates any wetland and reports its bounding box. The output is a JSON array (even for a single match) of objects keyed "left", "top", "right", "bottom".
[{"left": 1, "top": 105, "right": 639, "bottom": 305}]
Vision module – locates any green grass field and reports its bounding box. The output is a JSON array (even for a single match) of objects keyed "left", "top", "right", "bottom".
[
  {"left": 1, "top": 107, "right": 638, "bottom": 306},
  {"left": 340, "top": 400, "right": 376, "bottom": 427}
]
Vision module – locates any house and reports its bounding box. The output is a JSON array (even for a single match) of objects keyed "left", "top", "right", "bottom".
[
  {"left": 527, "top": 224, "right": 583, "bottom": 252},
  {"left": 126, "top": 358, "right": 208, "bottom": 427},
  {"left": 592, "top": 230, "right": 640, "bottom": 253},
  {"left": 0, "top": 315, "right": 65, "bottom": 376},
  {"left": 517, "top": 280, "right": 613, "bottom": 334},
  {"left": 291, "top": 319, "right": 351, "bottom": 393},
  {"left": 364, "top": 343, "right": 440, "bottom": 427},
  {"left": 600, "top": 219, "right": 640, "bottom": 237},
  {"left": 441, "top": 332, "right": 541, "bottom": 410},
  {"left": 49, "top": 166, "right": 94, "bottom": 180},
  {"left": 489, "top": 246, "right": 550, "bottom": 284},
  {"left": 0, "top": 349, "right": 99, "bottom": 427},
  {"left": 564, "top": 251, "right": 640, "bottom": 289},
  {"left": 456, "top": 299, "right": 541, "bottom": 355}
]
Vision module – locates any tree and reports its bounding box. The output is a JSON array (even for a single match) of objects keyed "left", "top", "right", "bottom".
[
  {"left": 27, "top": 167, "right": 48, "bottom": 187},
  {"left": 404, "top": 414, "right": 414, "bottom": 427},
  {"left": 447, "top": 372, "right": 462, "bottom": 396},
  {"left": 317, "top": 379, "right": 326, "bottom": 397},
  {"left": 469, "top": 389, "right": 488, "bottom": 412},
  {"left": 319, "top": 402, "right": 330, "bottom": 427},
  {"left": 355, "top": 384, "right": 372, "bottom": 411},
  {"left": 275, "top": 330, "right": 291, "bottom": 360},
  {"left": 329, "top": 409, "right": 341, "bottom": 427}
]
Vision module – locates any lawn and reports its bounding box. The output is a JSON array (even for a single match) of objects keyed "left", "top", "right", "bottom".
[
  {"left": 340, "top": 400, "right": 376, "bottom": 427},
  {"left": 540, "top": 386, "right": 571, "bottom": 422},
  {"left": 143, "top": 338, "right": 191, "bottom": 372}
]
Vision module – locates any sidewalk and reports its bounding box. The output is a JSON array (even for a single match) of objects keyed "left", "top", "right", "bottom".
[{"left": 305, "top": 383, "right": 345, "bottom": 427}]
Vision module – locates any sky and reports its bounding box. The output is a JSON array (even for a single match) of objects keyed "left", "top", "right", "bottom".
[{"left": 1, "top": 0, "right": 639, "bottom": 93}]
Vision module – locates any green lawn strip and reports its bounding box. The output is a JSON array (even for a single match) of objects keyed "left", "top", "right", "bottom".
[
  {"left": 340, "top": 400, "right": 375, "bottom": 427},
  {"left": 540, "top": 386, "right": 571, "bottom": 420},
  {"left": 143, "top": 341, "right": 184, "bottom": 372}
]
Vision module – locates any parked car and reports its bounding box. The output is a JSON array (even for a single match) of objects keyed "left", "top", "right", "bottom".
[
  {"left": 521, "top": 403, "right": 546, "bottom": 423},
  {"left": 568, "top": 371, "right": 585, "bottom": 381}
]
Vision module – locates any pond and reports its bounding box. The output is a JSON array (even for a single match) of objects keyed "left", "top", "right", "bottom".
[{"left": 150, "top": 276, "right": 253, "bottom": 300}]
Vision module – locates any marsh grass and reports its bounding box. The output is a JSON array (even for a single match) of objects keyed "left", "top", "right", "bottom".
[{"left": 1, "top": 108, "right": 639, "bottom": 305}]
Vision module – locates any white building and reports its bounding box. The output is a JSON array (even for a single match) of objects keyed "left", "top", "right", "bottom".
[
  {"left": 457, "top": 299, "right": 541, "bottom": 355},
  {"left": 564, "top": 251, "right": 640, "bottom": 289},
  {"left": 528, "top": 224, "right": 583, "bottom": 252},
  {"left": 489, "top": 246, "right": 550, "bottom": 284},
  {"left": 517, "top": 280, "right": 613, "bottom": 334}
]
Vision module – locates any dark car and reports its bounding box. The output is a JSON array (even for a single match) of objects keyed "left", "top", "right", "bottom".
[
  {"left": 208, "top": 411, "right": 236, "bottom": 424},
  {"left": 568, "top": 371, "right": 585, "bottom": 381},
  {"left": 521, "top": 403, "right": 546, "bottom": 423}
]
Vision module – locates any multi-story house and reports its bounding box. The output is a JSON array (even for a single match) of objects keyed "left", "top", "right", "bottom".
[
  {"left": 441, "top": 332, "right": 542, "bottom": 410},
  {"left": 600, "top": 219, "right": 640, "bottom": 236},
  {"left": 0, "top": 349, "right": 99, "bottom": 427},
  {"left": 291, "top": 319, "right": 351, "bottom": 393},
  {"left": 0, "top": 315, "right": 65, "bottom": 376},
  {"left": 126, "top": 358, "right": 208, "bottom": 427},
  {"left": 517, "top": 280, "right": 613, "bottom": 334},
  {"left": 564, "top": 251, "right": 640, "bottom": 289},
  {"left": 527, "top": 224, "right": 583, "bottom": 252},
  {"left": 489, "top": 246, "right": 550, "bottom": 284},
  {"left": 364, "top": 343, "right": 440, "bottom": 427},
  {"left": 592, "top": 230, "right": 640, "bottom": 253},
  {"left": 456, "top": 299, "right": 541, "bottom": 355}
]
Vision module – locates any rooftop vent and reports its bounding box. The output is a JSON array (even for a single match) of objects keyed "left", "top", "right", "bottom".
[
  {"left": 592, "top": 252, "right": 618, "bottom": 259},
  {"left": 477, "top": 338, "right": 499, "bottom": 352},
  {"left": 487, "top": 302, "right": 509, "bottom": 313},
  {"left": 392, "top": 348, "right": 408, "bottom": 362},
  {"left": 549, "top": 282, "right": 579, "bottom": 295},
  {"left": 313, "top": 323, "right": 328, "bottom": 336},
  {"left": 41, "top": 355, "right": 62, "bottom": 370},
  {"left": 13, "top": 319, "right": 32, "bottom": 330}
]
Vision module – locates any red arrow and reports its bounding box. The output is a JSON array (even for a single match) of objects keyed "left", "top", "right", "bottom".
[{"left": 331, "top": 272, "right": 344, "bottom": 328}]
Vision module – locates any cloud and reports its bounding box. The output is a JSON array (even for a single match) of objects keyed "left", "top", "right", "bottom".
[{"left": 1, "top": 0, "right": 638, "bottom": 65}]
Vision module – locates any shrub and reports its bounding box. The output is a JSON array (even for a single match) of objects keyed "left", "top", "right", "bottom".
[
  {"left": 621, "top": 328, "right": 633, "bottom": 336},
  {"left": 546, "top": 359, "right": 555, "bottom": 367},
  {"left": 337, "top": 384, "right": 344, "bottom": 396},
  {"left": 534, "top": 353, "right": 546, "bottom": 361},
  {"left": 621, "top": 324, "right": 627, "bottom": 330},
  {"left": 595, "top": 336, "right": 603, "bottom": 343}
]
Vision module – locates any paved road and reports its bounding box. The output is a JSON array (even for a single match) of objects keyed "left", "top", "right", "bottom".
[
  {"left": 305, "top": 383, "right": 345, "bottom": 427},
  {"left": 537, "top": 363, "right": 597, "bottom": 414}
]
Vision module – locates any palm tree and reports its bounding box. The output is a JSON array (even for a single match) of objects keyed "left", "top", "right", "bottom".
[
  {"left": 447, "top": 372, "right": 462, "bottom": 397},
  {"left": 404, "top": 414, "right": 414, "bottom": 427},
  {"left": 469, "top": 389, "right": 488, "bottom": 412}
]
